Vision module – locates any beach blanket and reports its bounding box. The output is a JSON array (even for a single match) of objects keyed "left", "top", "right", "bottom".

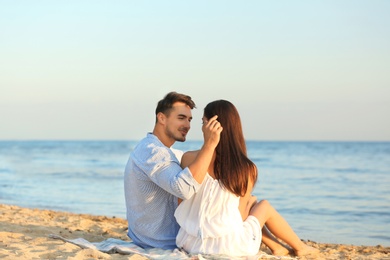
[{"left": 49, "top": 234, "right": 296, "bottom": 260}]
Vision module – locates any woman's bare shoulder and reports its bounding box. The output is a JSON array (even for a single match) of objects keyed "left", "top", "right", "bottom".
[{"left": 181, "top": 150, "right": 200, "bottom": 168}]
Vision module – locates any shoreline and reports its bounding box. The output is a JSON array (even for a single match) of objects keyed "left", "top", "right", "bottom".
[{"left": 0, "top": 204, "right": 389, "bottom": 259}]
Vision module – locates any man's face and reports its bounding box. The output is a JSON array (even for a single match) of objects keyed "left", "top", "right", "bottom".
[{"left": 164, "top": 102, "right": 192, "bottom": 142}]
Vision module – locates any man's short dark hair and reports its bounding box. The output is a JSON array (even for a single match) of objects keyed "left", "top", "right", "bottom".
[{"left": 155, "top": 92, "right": 196, "bottom": 117}]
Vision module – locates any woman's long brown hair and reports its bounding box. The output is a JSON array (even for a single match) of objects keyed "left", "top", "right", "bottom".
[{"left": 204, "top": 100, "right": 258, "bottom": 197}]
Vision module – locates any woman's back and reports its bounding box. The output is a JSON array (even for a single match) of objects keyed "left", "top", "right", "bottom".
[{"left": 175, "top": 174, "right": 261, "bottom": 256}]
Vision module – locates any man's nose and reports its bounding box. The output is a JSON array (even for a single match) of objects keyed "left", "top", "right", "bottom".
[{"left": 186, "top": 120, "right": 191, "bottom": 129}]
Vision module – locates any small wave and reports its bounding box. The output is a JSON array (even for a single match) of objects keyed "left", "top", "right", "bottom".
[
  {"left": 0, "top": 169, "right": 12, "bottom": 175},
  {"left": 334, "top": 168, "right": 369, "bottom": 173},
  {"left": 368, "top": 235, "right": 390, "bottom": 241}
]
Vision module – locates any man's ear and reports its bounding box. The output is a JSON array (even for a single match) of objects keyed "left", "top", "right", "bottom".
[{"left": 156, "top": 112, "right": 166, "bottom": 125}]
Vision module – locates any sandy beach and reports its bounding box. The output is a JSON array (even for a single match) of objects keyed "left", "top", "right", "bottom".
[{"left": 0, "top": 204, "right": 389, "bottom": 260}]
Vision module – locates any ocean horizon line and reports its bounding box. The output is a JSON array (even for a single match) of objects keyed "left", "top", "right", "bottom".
[{"left": 1, "top": 139, "right": 389, "bottom": 143}]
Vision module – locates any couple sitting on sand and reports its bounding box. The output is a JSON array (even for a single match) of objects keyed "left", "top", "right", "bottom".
[{"left": 124, "top": 92, "right": 317, "bottom": 258}]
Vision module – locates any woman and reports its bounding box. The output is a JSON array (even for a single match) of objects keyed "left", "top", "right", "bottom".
[{"left": 174, "top": 100, "right": 317, "bottom": 257}]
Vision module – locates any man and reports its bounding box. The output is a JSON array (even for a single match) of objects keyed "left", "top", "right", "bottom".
[{"left": 124, "top": 91, "right": 222, "bottom": 249}]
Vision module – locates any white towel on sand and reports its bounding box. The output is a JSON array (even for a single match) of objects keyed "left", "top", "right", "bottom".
[{"left": 49, "top": 234, "right": 296, "bottom": 260}]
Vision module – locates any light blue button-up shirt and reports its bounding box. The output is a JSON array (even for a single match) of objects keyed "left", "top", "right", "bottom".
[{"left": 124, "top": 133, "right": 201, "bottom": 249}]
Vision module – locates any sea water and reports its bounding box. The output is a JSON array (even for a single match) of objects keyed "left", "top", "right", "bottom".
[{"left": 0, "top": 140, "right": 389, "bottom": 246}]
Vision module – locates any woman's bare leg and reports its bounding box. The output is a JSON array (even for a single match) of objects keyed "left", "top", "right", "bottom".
[
  {"left": 261, "top": 226, "right": 292, "bottom": 256},
  {"left": 250, "top": 200, "right": 318, "bottom": 256}
]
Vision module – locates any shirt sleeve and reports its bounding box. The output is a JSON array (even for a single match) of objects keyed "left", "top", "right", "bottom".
[{"left": 132, "top": 144, "right": 201, "bottom": 200}]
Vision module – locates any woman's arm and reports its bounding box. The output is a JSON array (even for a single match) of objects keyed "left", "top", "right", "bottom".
[
  {"left": 178, "top": 150, "right": 199, "bottom": 205},
  {"left": 238, "top": 172, "right": 257, "bottom": 221},
  {"left": 180, "top": 150, "right": 199, "bottom": 168}
]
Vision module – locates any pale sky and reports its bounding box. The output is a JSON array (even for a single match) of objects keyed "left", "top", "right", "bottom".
[{"left": 1, "top": 1, "right": 389, "bottom": 141}]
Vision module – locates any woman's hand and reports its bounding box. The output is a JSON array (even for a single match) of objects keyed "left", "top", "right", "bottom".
[{"left": 202, "top": 115, "right": 223, "bottom": 149}]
